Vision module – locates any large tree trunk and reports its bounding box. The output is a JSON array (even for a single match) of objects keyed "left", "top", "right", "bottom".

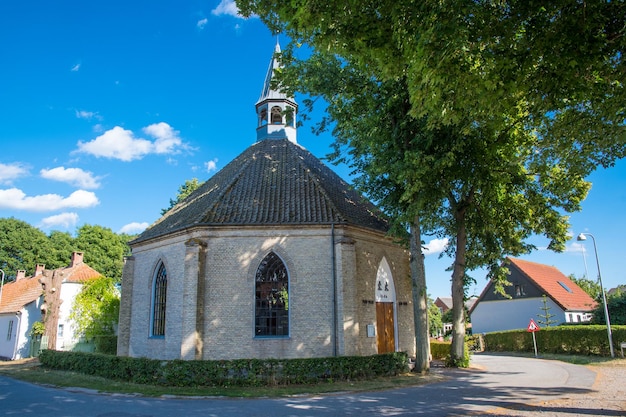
[
  {"left": 410, "top": 216, "right": 430, "bottom": 373},
  {"left": 450, "top": 211, "right": 468, "bottom": 366}
]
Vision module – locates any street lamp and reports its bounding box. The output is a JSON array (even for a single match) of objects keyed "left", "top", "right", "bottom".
[{"left": 577, "top": 233, "right": 615, "bottom": 357}]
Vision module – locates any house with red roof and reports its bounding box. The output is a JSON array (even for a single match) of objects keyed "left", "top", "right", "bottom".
[
  {"left": 469, "top": 258, "right": 597, "bottom": 334},
  {"left": 0, "top": 252, "right": 101, "bottom": 360}
]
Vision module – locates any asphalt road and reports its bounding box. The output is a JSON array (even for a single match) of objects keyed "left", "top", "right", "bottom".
[{"left": 0, "top": 353, "right": 600, "bottom": 416}]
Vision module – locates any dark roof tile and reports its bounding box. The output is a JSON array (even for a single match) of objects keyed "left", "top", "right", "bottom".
[{"left": 134, "top": 139, "right": 389, "bottom": 243}]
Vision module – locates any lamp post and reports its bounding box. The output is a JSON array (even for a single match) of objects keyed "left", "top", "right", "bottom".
[{"left": 577, "top": 233, "right": 615, "bottom": 357}]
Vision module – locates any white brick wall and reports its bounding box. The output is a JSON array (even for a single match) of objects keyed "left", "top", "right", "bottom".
[{"left": 118, "top": 225, "right": 415, "bottom": 360}]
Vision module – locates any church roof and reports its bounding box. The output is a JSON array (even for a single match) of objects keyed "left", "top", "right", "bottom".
[{"left": 134, "top": 139, "right": 390, "bottom": 244}]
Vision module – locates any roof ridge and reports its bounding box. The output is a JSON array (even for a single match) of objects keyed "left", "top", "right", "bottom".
[
  {"left": 288, "top": 142, "right": 347, "bottom": 224},
  {"left": 199, "top": 153, "right": 254, "bottom": 224}
]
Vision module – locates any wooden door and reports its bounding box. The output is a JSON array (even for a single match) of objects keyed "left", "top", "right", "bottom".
[{"left": 376, "top": 302, "right": 395, "bottom": 353}]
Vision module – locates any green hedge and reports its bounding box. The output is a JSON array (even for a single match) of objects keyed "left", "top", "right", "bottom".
[
  {"left": 484, "top": 325, "right": 626, "bottom": 356},
  {"left": 38, "top": 350, "right": 409, "bottom": 387},
  {"left": 430, "top": 341, "right": 451, "bottom": 360}
]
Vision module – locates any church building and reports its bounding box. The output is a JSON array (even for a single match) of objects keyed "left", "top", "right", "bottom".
[{"left": 116, "top": 43, "right": 415, "bottom": 361}]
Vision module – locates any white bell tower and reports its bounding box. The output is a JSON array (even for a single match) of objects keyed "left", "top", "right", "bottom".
[{"left": 255, "top": 41, "right": 298, "bottom": 144}]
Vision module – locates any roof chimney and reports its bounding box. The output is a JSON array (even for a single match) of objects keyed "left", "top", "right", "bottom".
[
  {"left": 71, "top": 251, "right": 84, "bottom": 267},
  {"left": 16, "top": 270, "right": 26, "bottom": 281},
  {"left": 34, "top": 264, "right": 45, "bottom": 276}
]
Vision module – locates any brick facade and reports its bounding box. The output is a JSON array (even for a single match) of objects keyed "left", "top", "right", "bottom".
[{"left": 117, "top": 224, "right": 415, "bottom": 360}]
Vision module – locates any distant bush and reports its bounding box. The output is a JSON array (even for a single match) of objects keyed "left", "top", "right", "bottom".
[
  {"left": 430, "top": 341, "right": 451, "bottom": 360},
  {"left": 38, "top": 350, "right": 409, "bottom": 387},
  {"left": 483, "top": 325, "right": 626, "bottom": 356}
]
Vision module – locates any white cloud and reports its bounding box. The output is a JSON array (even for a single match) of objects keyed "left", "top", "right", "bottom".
[
  {"left": 40, "top": 167, "right": 101, "bottom": 189},
  {"left": 0, "top": 162, "right": 29, "bottom": 185},
  {"left": 119, "top": 222, "right": 149, "bottom": 235},
  {"left": 197, "top": 18, "right": 208, "bottom": 29},
  {"left": 0, "top": 188, "right": 99, "bottom": 211},
  {"left": 71, "top": 63, "right": 81, "bottom": 72},
  {"left": 567, "top": 242, "right": 587, "bottom": 254},
  {"left": 75, "top": 109, "right": 102, "bottom": 121},
  {"left": 75, "top": 123, "right": 187, "bottom": 161},
  {"left": 143, "top": 122, "right": 183, "bottom": 154},
  {"left": 424, "top": 238, "right": 449, "bottom": 256},
  {"left": 39, "top": 212, "right": 79, "bottom": 229},
  {"left": 205, "top": 158, "right": 218, "bottom": 173},
  {"left": 211, "top": 0, "right": 243, "bottom": 17}
]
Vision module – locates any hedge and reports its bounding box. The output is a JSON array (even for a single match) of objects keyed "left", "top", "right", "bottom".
[
  {"left": 483, "top": 325, "right": 626, "bottom": 356},
  {"left": 38, "top": 350, "right": 409, "bottom": 387}
]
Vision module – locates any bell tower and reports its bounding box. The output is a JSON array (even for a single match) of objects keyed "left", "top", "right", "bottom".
[{"left": 255, "top": 41, "right": 298, "bottom": 143}]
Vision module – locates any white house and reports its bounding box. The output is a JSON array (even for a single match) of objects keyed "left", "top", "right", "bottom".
[
  {"left": 470, "top": 257, "right": 597, "bottom": 334},
  {"left": 0, "top": 269, "right": 44, "bottom": 360},
  {"left": 0, "top": 252, "right": 102, "bottom": 359}
]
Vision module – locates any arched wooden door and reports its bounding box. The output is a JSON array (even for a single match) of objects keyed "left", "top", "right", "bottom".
[{"left": 375, "top": 258, "right": 397, "bottom": 353}]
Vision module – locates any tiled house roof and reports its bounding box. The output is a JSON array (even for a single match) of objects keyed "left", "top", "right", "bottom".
[
  {"left": 61, "top": 263, "right": 102, "bottom": 283},
  {"left": 0, "top": 277, "right": 42, "bottom": 314},
  {"left": 508, "top": 258, "right": 597, "bottom": 311},
  {"left": 134, "top": 139, "right": 390, "bottom": 243}
]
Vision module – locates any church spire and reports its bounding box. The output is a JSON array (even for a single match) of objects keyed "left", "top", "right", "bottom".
[{"left": 255, "top": 40, "right": 298, "bottom": 144}]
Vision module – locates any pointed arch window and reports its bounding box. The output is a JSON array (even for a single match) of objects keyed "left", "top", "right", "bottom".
[
  {"left": 151, "top": 262, "right": 167, "bottom": 337},
  {"left": 255, "top": 252, "right": 289, "bottom": 337},
  {"left": 271, "top": 106, "right": 282, "bottom": 124}
]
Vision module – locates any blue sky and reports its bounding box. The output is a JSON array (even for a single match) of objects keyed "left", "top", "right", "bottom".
[{"left": 1, "top": 1, "right": 624, "bottom": 298}]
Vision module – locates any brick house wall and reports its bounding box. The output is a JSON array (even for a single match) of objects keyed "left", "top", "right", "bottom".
[{"left": 117, "top": 224, "right": 415, "bottom": 360}]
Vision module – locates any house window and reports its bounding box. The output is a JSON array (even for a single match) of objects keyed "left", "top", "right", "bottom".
[
  {"left": 151, "top": 262, "right": 167, "bottom": 337},
  {"left": 255, "top": 252, "right": 289, "bottom": 337},
  {"left": 557, "top": 281, "right": 574, "bottom": 293},
  {"left": 7, "top": 320, "right": 13, "bottom": 341},
  {"left": 515, "top": 284, "right": 525, "bottom": 297},
  {"left": 58, "top": 324, "right": 64, "bottom": 338},
  {"left": 271, "top": 106, "right": 282, "bottom": 124}
]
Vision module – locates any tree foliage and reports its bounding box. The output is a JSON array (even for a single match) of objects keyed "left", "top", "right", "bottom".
[
  {"left": 161, "top": 178, "right": 201, "bottom": 215},
  {"left": 69, "top": 276, "right": 120, "bottom": 339},
  {"left": 591, "top": 290, "right": 626, "bottom": 325},
  {"left": 0, "top": 218, "right": 131, "bottom": 282},
  {"left": 570, "top": 274, "right": 602, "bottom": 300},
  {"left": 74, "top": 224, "right": 131, "bottom": 282},
  {"left": 0, "top": 218, "right": 57, "bottom": 277},
  {"left": 537, "top": 294, "right": 558, "bottom": 327},
  {"left": 238, "top": 0, "right": 626, "bottom": 367},
  {"left": 428, "top": 298, "right": 443, "bottom": 337}
]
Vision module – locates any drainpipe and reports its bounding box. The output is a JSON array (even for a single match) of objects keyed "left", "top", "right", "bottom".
[{"left": 331, "top": 223, "right": 338, "bottom": 357}]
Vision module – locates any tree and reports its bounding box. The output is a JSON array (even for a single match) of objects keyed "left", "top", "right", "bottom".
[
  {"left": 74, "top": 225, "right": 129, "bottom": 282},
  {"left": 161, "top": 178, "right": 201, "bottom": 215},
  {"left": 238, "top": 0, "right": 626, "bottom": 368},
  {"left": 591, "top": 290, "right": 626, "bottom": 325},
  {"left": 69, "top": 276, "right": 120, "bottom": 352},
  {"left": 570, "top": 275, "right": 602, "bottom": 300},
  {"left": 0, "top": 217, "right": 56, "bottom": 276},
  {"left": 428, "top": 297, "right": 443, "bottom": 338},
  {"left": 238, "top": 1, "right": 625, "bottom": 141},
  {"left": 47, "top": 230, "right": 76, "bottom": 269},
  {"left": 537, "top": 294, "right": 558, "bottom": 327}
]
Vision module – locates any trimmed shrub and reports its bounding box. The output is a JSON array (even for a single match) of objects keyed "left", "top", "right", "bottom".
[
  {"left": 38, "top": 350, "right": 409, "bottom": 387},
  {"left": 483, "top": 325, "right": 626, "bottom": 356},
  {"left": 430, "top": 341, "right": 451, "bottom": 360}
]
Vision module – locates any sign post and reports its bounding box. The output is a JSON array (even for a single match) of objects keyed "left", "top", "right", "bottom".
[{"left": 527, "top": 318, "right": 540, "bottom": 357}]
